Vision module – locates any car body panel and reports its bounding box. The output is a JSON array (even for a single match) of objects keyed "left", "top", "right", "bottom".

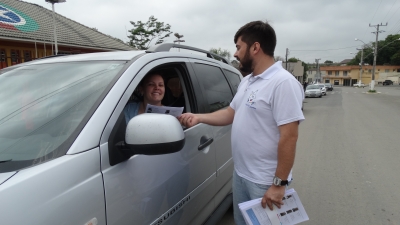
[{"left": 0, "top": 148, "right": 106, "bottom": 225}]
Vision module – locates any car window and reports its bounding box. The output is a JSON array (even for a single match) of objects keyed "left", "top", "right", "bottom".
[
  {"left": 0, "top": 61, "right": 126, "bottom": 172},
  {"left": 224, "top": 69, "right": 241, "bottom": 94},
  {"left": 193, "top": 63, "right": 233, "bottom": 112}
]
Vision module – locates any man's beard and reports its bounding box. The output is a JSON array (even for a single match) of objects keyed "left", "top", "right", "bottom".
[{"left": 238, "top": 49, "right": 253, "bottom": 74}]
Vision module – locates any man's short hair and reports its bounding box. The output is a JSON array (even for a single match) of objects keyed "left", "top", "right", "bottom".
[{"left": 234, "top": 21, "right": 276, "bottom": 57}]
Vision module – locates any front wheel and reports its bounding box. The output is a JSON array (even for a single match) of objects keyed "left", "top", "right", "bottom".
[{"left": 319, "top": 95, "right": 322, "bottom": 98}]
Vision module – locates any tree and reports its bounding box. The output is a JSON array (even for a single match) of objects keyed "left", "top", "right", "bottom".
[
  {"left": 348, "top": 34, "right": 400, "bottom": 65},
  {"left": 391, "top": 52, "right": 400, "bottom": 65},
  {"left": 210, "top": 48, "right": 231, "bottom": 61},
  {"left": 288, "top": 57, "right": 298, "bottom": 62},
  {"left": 127, "top": 16, "right": 172, "bottom": 50},
  {"left": 324, "top": 60, "right": 333, "bottom": 64}
]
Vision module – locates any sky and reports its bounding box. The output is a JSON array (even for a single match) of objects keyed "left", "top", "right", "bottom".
[{"left": 22, "top": 0, "right": 400, "bottom": 64}]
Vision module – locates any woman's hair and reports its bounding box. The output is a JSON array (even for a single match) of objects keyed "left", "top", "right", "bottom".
[{"left": 139, "top": 70, "right": 165, "bottom": 87}]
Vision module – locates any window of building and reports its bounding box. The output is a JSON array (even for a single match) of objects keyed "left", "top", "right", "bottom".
[
  {"left": 385, "top": 69, "right": 389, "bottom": 73},
  {"left": 368, "top": 70, "right": 371, "bottom": 73},
  {"left": 343, "top": 71, "right": 348, "bottom": 76},
  {"left": 328, "top": 71, "right": 332, "bottom": 75},
  {"left": 335, "top": 71, "right": 339, "bottom": 76},
  {"left": 10, "top": 50, "right": 20, "bottom": 65},
  {"left": 23, "top": 51, "right": 32, "bottom": 62}
]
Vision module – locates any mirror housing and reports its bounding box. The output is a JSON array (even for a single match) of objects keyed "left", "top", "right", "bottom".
[{"left": 123, "top": 114, "right": 185, "bottom": 155}]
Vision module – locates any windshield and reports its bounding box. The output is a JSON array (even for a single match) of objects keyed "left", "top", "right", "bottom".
[
  {"left": 318, "top": 85, "right": 325, "bottom": 88},
  {"left": 0, "top": 61, "right": 126, "bottom": 172},
  {"left": 306, "top": 85, "right": 320, "bottom": 90}
]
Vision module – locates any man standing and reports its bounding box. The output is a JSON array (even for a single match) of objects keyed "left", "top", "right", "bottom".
[{"left": 178, "top": 21, "right": 304, "bottom": 225}]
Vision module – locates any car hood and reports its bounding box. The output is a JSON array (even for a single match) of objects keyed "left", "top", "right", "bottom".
[{"left": 0, "top": 172, "right": 17, "bottom": 185}]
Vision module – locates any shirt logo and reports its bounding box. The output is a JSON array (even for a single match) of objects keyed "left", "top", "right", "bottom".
[
  {"left": 246, "top": 90, "right": 258, "bottom": 109},
  {"left": 0, "top": 3, "right": 39, "bottom": 32}
]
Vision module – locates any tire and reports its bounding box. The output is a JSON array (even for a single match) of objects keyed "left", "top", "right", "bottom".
[{"left": 319, "top": 95, "right": 322, "bottom": 98}]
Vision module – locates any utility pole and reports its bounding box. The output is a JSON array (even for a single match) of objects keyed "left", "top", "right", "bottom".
[
  {"left": 369, "top": 22, "right": 387, "bottom": 91},
  {"left": 173, "top": 33, "right": 185, "bottom": 52},
  {"left": 315, "top": 58, "right": 321, "bottom": 83},
  {"left": 356, "top": 48, "right": 364, "bottom": 85},
  {"left": 285, "top": 48, "right": 289, "bottom": 69}
]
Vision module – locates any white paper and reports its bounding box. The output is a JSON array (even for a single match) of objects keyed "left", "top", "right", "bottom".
[
  {"left": 144, "top": 104, "right": 184, "bottom": 117},
  {"left": 238, "top": 189, "right": 309, "bottom": 225}
]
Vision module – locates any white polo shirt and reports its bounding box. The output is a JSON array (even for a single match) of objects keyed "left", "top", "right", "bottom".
[{"left": 230, "top": 61, "right": 305, "bottom": 185}]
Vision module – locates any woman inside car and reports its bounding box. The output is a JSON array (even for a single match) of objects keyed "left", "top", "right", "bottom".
[{"left": 124, "top": 71, "right": 165, "bottom": 124}]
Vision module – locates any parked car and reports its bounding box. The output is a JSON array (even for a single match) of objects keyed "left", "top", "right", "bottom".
[
  {"left": 305, "top": 85, "right": 323, "bottom": 98},
  {"left": 324, "top": 83, "right": 333, "bottom": 91},
  {"left": 317, "top": 83, "right": 327, "bottom": 95},
  {"left": 383, "top": 80, "right": 393, "bottom": 85},
  {"left": 0, "top": 44, "right": 241, "bottom": 225},
  {"left": 353, "top": 83, "right": 366, "bottom": 88}
]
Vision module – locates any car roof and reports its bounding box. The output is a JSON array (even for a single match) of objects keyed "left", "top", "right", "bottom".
[{"left": 3, "top": 44, "right": 238, "bottom": 72}]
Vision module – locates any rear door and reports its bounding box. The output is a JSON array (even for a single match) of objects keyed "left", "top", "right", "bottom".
[
  {"left": 100, "top": 57, "right": 217, "bottom": 225},
  {"left": 189, "top": 59, "right": 236, "bottom": 205}
]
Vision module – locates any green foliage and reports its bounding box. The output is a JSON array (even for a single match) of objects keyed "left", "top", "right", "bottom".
[
  {"left": 210, "top": 48, "right": 231, "bottom": 61},
  {"left": 288, "top": 57, "right": 298, "bottom": 62},
  {"left": 349, "top": 34, "right": 400, "bottom": 65},
  {"left": 324, "top": 60, "right": 333, "bottom": 64},
  {"left": 127, "top": 16, "right": 172, "bottom": 50},
  {"left": 391, "top": 52, "right": 400, "bottom": 65},
  {"left": 368, "top": 90, "right": 376, "bottom": 93}
]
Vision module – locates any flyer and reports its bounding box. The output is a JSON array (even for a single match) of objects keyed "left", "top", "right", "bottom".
[
  {"left": 238, "top": 189, "right": 309, "bottom": 225},
  {"left": 144, "top": 104, "right": 184, "bottom": 117}
]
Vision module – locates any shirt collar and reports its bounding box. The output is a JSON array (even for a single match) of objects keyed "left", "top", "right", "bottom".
[{"left": 248, "top": 61, "right": 283, "bottom": 80}]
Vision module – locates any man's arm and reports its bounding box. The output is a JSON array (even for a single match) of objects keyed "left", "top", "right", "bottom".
[
  {"left": 178, "top": 106, "right": 235, "bottom": 128},
  {"left": 261, "top": 121, "right": 299, "bottom": 210}
]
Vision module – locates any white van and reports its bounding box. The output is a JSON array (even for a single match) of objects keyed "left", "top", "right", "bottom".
[{"left": 0, "top": 44, "right": 242, "bottom": 225}]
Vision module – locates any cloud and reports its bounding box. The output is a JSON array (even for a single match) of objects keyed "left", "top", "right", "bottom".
[{"left": 23, "top": 0, "right": 400, "bottom": 63}]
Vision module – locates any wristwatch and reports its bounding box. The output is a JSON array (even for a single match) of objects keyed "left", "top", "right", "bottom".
[{"left": 273, "top": 176, "right": 288, "bottom": 186}]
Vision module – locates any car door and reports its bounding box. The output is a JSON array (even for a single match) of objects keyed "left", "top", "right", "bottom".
[
  {"left": 189, "top": 59, "right": 236, "bottom": 206},
  {"left": 99, "top": 57, "right": 217, "bottom": 225}
]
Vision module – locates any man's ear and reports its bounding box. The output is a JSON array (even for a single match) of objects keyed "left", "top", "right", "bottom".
[{"left": 252, "top": 42, "right": 261, "bottom": 55}]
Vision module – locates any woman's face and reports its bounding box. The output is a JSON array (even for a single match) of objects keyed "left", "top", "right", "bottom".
[{"left": 141, "top": 74, "right": 165, "bottom": 105}]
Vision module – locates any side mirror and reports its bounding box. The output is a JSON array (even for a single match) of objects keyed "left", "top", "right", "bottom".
[{"left": 122, "top": 114, "right": 185, "bottom": 155}]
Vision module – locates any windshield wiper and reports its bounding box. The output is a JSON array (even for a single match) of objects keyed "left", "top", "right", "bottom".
[{"left": 0, "top": 159, "right": 12, "bottom": 163}]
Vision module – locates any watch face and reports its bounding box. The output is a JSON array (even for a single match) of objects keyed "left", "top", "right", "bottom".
[{"left": 273, "top": 177, "right": 281, "bottom": 186}]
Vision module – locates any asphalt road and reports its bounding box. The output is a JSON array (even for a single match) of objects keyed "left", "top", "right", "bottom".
[{"left": 218, "top": 85, "right": 400, "bottom": 225}]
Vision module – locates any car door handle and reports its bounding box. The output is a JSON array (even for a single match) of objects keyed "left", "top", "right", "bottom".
[{"left": 198, "top": 137, "right": 214, "bottom": 151}]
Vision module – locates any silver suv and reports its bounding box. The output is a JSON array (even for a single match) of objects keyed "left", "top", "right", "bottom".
[{"left": 0, "top": 44, "right": 241, "bottom": 225}]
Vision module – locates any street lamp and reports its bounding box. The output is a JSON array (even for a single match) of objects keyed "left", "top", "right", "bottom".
[{"left": 45, "top": 0, "right": 66, "bottom": 55}]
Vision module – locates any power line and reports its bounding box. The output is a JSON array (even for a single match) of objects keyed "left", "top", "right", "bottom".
[
  {"left": 381, "top": 0, "right": 398, "bottom": 24},
  {"left": 290, "top": 45, "right": 360, "bottom": 52},
  {"left": 361, "top": 0, "right": 384, "bottom": 40}
]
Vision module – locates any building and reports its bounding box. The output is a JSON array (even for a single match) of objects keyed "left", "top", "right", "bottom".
[
  {"left": 306, "top": 68, "right": 317, "bottom": 83},
  {"left": 320, "top": 65, "right": 400, "bottom": 86},
  {"left": 0, "top": 0, "right": 133, "bottom": 69},
  {"left": 284, "top": 61, "right": 304, "bottom": 82}
]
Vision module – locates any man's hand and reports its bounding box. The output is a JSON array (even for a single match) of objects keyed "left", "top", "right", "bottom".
[
  {"left": 261, "top": 185, "right": 286, "bottom": 210},
  {"left": 178, "top": 113, "right": 200, "bottom": 128}
]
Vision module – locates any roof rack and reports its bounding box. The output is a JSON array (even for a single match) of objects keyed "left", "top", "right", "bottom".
[{"left": 146, "top": 43, "right": 231, "bottom": 65}]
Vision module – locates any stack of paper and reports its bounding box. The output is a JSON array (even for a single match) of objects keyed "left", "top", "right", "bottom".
[{"left": 238, "top": 188, "right": 309, "bottom": 225}]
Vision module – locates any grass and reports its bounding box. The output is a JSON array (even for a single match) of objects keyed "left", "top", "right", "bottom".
[{"left": 368, "top": 90, "right": 377, "bottom": 93}]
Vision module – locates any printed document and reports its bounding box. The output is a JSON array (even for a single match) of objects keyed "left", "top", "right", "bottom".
[
  {"left": 238, "top": 189, "right": 308, "bottom": 225},
  {"left": 145, "top": 104, "right": 184, "bottom": 117}
]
